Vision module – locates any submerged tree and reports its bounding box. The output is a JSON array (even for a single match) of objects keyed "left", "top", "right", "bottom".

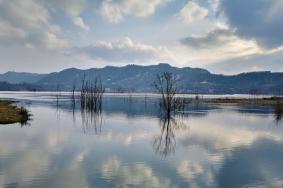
[
  {"left": 71, "top": 81, "right": 76, "bottom": 100},
  {"left": 154, "top": 72, "right": 180, "bottom": 115},
  {"left": 80, "top": 76, "right": 105, "bottom": 112},
  {"left": 56, "top": 84, "right": 61, "bottom": 107},
  {"left": 154, "top": 72, "right": 189, "bottom": 114},
  {"left": 153, "top": 72, "right": 189, "bottom": 157},
  {"left": 274, "top": 101, "right": 283, "bottom": 123},
  {"left": 80, "top": 76, "right": 105, "bottom": 134}
]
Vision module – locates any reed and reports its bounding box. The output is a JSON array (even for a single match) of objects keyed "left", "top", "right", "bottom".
[{"left": 80, "top": 77, "right": 105, "bottom": 112}]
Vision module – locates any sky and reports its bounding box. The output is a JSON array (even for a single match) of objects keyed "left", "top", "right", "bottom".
[{"left": 0, "top": 0, "right": 283, "bottom": 74}]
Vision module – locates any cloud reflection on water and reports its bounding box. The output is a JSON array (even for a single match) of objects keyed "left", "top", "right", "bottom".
[{"left": 0, "top": 95, "right": 283, "bottom": 187}]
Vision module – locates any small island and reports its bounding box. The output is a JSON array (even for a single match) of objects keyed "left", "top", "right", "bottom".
[{"left": 0, "top": 101, "right": 31, "bottom": 125}]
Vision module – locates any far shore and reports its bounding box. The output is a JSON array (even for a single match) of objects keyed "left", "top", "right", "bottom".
[
  {"left": 0, "top": 92, "right": 282, "bottom": 107},
  {"left": 194, "top": 97, "right": 283, "bottom": 106}
]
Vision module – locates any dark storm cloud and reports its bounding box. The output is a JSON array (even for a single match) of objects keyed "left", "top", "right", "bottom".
[{"left": 220, "top": 0, "right": 283, "bottom": 48}]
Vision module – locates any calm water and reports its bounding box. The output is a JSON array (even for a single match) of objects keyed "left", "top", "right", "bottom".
[{"left": 0, "top": 92, "right": 283, "bottom": 188}]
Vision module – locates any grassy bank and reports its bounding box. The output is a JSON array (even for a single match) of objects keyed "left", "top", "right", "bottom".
[{"left": 0, "top": 101, "right": 31, "bottom": 124}]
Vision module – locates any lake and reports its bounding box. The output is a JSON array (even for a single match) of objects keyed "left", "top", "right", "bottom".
[{"left": 0, "top": 92, "right": 282, "bottom": 188}]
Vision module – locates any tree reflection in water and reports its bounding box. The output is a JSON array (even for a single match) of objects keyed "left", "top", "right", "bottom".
[
  {"left": 153, "top": 114, "right": 188, "bottom": 157},
  {"left": 153, "top": 72, "right": 190, "bottom": 157},
  {"left": 274, "top": 102, "right": 283, "bottom": 124},
  {"left": 81, "top": 107, "right": 103, "bottom": 134}
]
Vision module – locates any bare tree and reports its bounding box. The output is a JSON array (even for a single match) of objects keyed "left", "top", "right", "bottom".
[
  {"left": 71, "top": 81, "right": 76, "bottom": 100},
  {"left": 56, "top": 84, "right": 61, "bottom": 107},
  {"left": 154, "top": 72, "right": 178, "bottom": 115},
  {"left": 249, "top": 88, "right": 262, "bottom": 99},
  {"left": 274, "top": 101, "right": 283, "bottom": 123},
  {"left": 80, "top": 76, "right": 105, "bottom": 112}
]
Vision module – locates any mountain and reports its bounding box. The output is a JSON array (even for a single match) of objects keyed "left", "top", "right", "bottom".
[
  {"left": 0, "top": 71, "right": 47, "bottom": 84},
  {"left": 0, "top": 63, "right": 282, "bottom": 94},
  {"left": 0, "top": 82, "right": 43, "bottom": 91}
]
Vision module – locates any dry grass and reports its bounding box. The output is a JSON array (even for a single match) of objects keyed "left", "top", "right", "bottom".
[{"left": 0, "top": 101, "right": 31, "bottom": 125}]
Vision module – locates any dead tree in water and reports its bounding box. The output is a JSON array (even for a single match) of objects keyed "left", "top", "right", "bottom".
[
  {"left": 71, "top": 81, "right": 76, "bottom": 100},
  {"left": 154, "top": 72, "right": 178, "bottom": 115},
  {"left": 80, "top": 76, "right": 105, "bottom": 112},
  {"left": 56, "top": 85, "right": 61, "bottom": 107},
  {"left": 274, "top": 101, "right": 283, "bottom": 123}
]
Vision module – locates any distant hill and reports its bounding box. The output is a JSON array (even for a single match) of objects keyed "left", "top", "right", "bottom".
[
  {"left": 0, "top": 63, "right": 282, "bottom": 94},
  {"left": 0, "top": 71, "right": 46, "bottom": 84},
  {"left": 0, "top": 82, "right": 43, "bottom": 91}
]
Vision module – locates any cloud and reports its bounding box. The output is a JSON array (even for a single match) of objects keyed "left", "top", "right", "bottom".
[
  {"left": 0, "top": 0, "right": 49, "bottom": 29},
  {"left": 219, "top": 0, "right": 283, "bottom": 48},
  {"left": 72, "top": 17, "right": 90, "bottom": 31},
  {"left": 179, "top": 1, "right": 208, "bottom": 24},
  {"left": 0, "top": 20, "right": 26, "bottom": 41},
  {"left": 44, "top": 0, "right": 89, "bottom": 30},
  {"left": 41, "top": 32, "right": 68, "bottom": 49},
  {"left": 205, "top": 48, "right": 283, "bottom": 74},
  {"left": 209, "top": 0, "right": 220, "bottom": 13},
  {"left": 179, "top": 28, "right": 261, "bottom": 65},
  {"left": 100, "top": 0, "right": 173, "bottom": 24},
  {"left": 181, "top": 28, "right": 234, "bottom": 48},
  {"left": 45, "top": 0, "right": 86, "bottom": 17},
  {"left": 77, "top": 37, "right": 172, "bottom": 64},
  {"left": 0, "top": 0, "right": 68, "bottom": 49}
]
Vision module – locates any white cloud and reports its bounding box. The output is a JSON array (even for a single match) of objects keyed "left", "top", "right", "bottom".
[
  {"left": 209, "top": 0, "right": 220, "bottom": 13},
  {"left": 100, "top": 0, "right": 173, "bottom": 24},
  {"left": 0, "top": 0, "right": 68, "bottom": 49},
  {"left": 205, "top": 48, "right": 283, "bottom": 74},
  {"left": 43, "top": 32, "right": 69, "bottom": 49},
  {"left": 44, "top": 0, "right": 86, "bottom": 17},
  {"left": 73, "top": 17, "right": 90, "bottom": 31},
  {"left": 100, "top": 1, "right": 123, "bottom": 24},
  {"left": 177, "top": 28, "right": 262, "bottom": 68},
  {"left": 179, "top": 1, "right": 208, "bottom": 24},
  {"left": 44, "top": 0, "right": 89, "bottom": 30},
  {"left": 0, "top": 0, "right": 49, "bottom": 29},
  {"left": 77, "top": 37, "right": 174, "bottom": 64}
]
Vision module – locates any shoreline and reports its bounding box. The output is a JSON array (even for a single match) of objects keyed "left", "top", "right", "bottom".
[
  {"left": 0, "top": 100, "right": 31, "bottom": 125},
  {"left": 195, "top": 97, "right": 283, "bottom": 106}
]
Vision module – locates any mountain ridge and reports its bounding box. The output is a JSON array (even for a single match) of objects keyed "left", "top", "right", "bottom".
[{"left": 0, "top": 63, "right": 282, "bottom": 94}]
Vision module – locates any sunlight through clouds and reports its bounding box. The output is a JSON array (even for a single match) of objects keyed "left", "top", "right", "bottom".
[{"left": 0, "top": 0, "right": 282, "bottom": 73}]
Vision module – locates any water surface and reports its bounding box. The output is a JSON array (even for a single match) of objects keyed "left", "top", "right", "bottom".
[{"left": 0, "top": 92, "right": 282, "bottom": 188}]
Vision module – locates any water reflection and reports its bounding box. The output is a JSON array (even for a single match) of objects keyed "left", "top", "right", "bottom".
[
  {"left": 274, "top": 102, "right": 283, "bottom": 123},
  {"left": 81, "top": 108, "right": 103, "bottom": 134},
  {"left": 1, "top": 93, "right": 283, "bottom": 187},
  {"left": 218, "top": 138, "right": 283, "bottom": 188},
  {"left": 154, "top": 114, "right": 188, "bottom": 157}
]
